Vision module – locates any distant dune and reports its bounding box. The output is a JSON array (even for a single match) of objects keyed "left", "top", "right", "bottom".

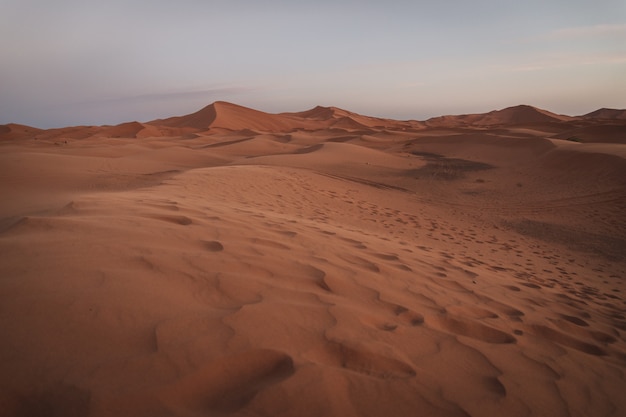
[
  {"left": 583, "top": 108, "right": 626, "bottom": 120},
  {"left": 0, "top": 123, "right": 43, "bottom": 140},
  {"left": 146, "top": 101, "right": 423, "bottom": 133},
  {"left": 150, "top": 101, "right": 301, "bottom": 132},
  {"left": 1, "top": 102, "right": 625, "bottom": 417},
  {"left": 425, "top": 104, "right": 574, "bottom": 128},
  {"left": 3, "top": 102, "right": 624, "bottom": 143}
]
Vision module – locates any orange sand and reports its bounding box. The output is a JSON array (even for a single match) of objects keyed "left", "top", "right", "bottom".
[{"left": 1, "top": 103, "right": 625, "bottom": 416}]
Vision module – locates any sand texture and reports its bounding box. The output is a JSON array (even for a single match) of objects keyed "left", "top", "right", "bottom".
[{"left": 1, "top": 103, "right": 626, "bottom": 416}]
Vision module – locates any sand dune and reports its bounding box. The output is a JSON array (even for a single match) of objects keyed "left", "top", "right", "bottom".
[
  {"left": 1, "top": 102, "right": 625, "bottom": 417},
  {"left": 287, "top": 105, "right": 424, "bottom": 131},
  {"left": 151, "top": 101, "right": 304, "bottom": 132},
  {"left": 583, "top": 108, "right": 626, "bottom": 120},
  {"left": 145, "top": 101, "right": 423, "bottom": 135},
  {"left": 0, "top": 124, "right": 43, "bottom": 141},
  {"left": 425, "top": 105, "right": 574, "bottom": 128},
  {"left": 90, "top": 122, "right": 162, "bottom": 139}
]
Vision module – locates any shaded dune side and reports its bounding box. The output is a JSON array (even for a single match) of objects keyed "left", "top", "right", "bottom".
[
  {"left": 475, "top": 105, "right": 573, "bottom": 125},
  {"left": 583, "top": 108, "right": 626, "bottom": 120},
  {"left": 93, "top": 122, "right": 163, "bottom": 139},
  {"left": 551, "top": 123, "right": 626, "bottom": 144}
]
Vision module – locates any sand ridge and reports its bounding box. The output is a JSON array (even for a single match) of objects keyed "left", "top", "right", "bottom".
[{"left": 1, "top": 102, "right": 625, "bottom": 416}]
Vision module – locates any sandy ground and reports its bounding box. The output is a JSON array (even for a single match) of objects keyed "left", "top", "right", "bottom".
[{"left": 1, "top": 103, "right": 625, "bottom": 416}]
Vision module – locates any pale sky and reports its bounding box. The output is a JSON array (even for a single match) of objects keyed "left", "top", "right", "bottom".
[{"left": 1, "top": 0, "right": 625, "bottom": 128}]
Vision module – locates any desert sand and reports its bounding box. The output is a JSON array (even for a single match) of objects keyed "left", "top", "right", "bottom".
[{"left": 1, "top": 102, "right": 625, "bottom": 416}]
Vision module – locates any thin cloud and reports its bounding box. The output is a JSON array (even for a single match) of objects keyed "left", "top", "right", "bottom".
[
  {"left": 505, "top": 52, "right": 626, "bottom": 73},
  {"left": 540, "top": 23, "right": 626, "bottom": 40}
]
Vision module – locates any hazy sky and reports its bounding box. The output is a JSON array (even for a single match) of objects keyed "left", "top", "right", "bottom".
[{"left": 1, "top": 0, "right": 625, "bottom": 127}]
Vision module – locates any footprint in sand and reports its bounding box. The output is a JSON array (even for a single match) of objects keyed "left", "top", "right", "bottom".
[
  {"left": 308, "top": 341, "right": 416, "bottom": 380},
  {"left": 370, "top": 252, "right": 400, "bottom": 261},
  {"left": 339, "top": 237, "right": 368, "bottom": 249},
  {"left": 432, "top": 278, "right": 472, "bottom": 292},
  {"left": 276, "top": 230, "right": 298, "bottom": 238},
  {"left": 475, "top": 294, "right": 525, "bottom": 318},
  {"left": 337, "top": 253, "right": 380, "bottom": 273},
  {"left": 202, "top": 240, "right": 224, "bottom": 252},
  {"left": 430, "top": 315, "right": 516, "bottom": 344},
  {"left": 527, "top": 325, "right": 606, "bottom": 356},
  {"left": 367, "top": 251, "right": 412, "bottom": 271},
  {"left": 249, "top": 238, "right": 290, "bottom": 250},
  {"left": 379, "top": 323, "right": 399, "bottom": 331},
  {"left": 150, "top": 214, "right": 193, "bottom": 225},
  {"left": 558, "top": 314, "right": 589, "bottom": 327},
  {"left": 297, "top": 263, "right": 332, "bottom": 292},
  {"left": 446, "top": 305, "right": 498, "bottom": 320},
  {"left": 376, "top": 298, "right": 425, "bottom": 327}
]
